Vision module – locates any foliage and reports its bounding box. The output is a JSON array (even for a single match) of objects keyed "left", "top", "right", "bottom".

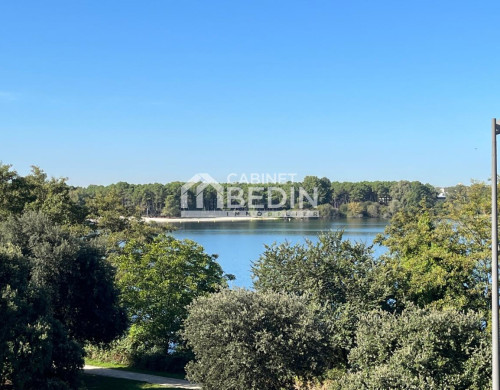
[
  {"left": 77, "top": 176, "right": 440, "bottom": 218},
  {"left": 253, "top": 231, "right": 391, "bottom": 313},
  {"left": 162, "top": 194, "right": 181, "bottom": 217},
  {"left": 84, "top": 344, "right": 189, "bottom": 378},
  {"left": 1, "top": 161, "right": 489, "bottom": 389},
  {"left": 0, "top": 163, "right": 86, "bottom": 225},
  {"left": 0, "top": 211, "right": 128, "bottom": 343},
  {"left": 252, "top": 231, "right": 394, "bottom": 369},
  {"left": 182, "top": 289, "right": 335, "bottom": 390},
  {"left": 317, "top": 204, "right": 339, "bottom": 218},
  {"left": 302, "top": 176, "right": 332, "bottom": 206},
  {"left": 0, "top": 211, "right": 127, "bottom": 389},
  {"left": 388, "top": 180, "right": 437, "bottom": 214},
  {"left": 112, "top": 235, "right": 231, "bottom": 354},
  {"left": 330, "top": 306, "right": 490, "bottom": 390},
  {"left": 0, "top": 240, "right": 83, "bottom": 390},
  {"left": 85, "top": 188, "right": 171, "bottom": 252},
  {"left": 376, "top": 183, "right": 491, "bottom": 314},
  {"left": 346, "top": 202, "right": 364, "bottom": 217}
]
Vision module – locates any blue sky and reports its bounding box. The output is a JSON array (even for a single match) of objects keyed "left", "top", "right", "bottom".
[{"left": 1, "top": 0, "right": 499, "bottom": 187}]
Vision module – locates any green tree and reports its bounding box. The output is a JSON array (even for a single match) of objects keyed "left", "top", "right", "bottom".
[
  {"left": 0, "top": 163, "right": 25, "bottom": 217},
  {"left": 301, "top": 176, "right": 321, "bottom": 208},
  {"left": 331, "top": 306, "right": 490, "bottom": 390},
  {"left": 0, "top": 164, "right": 86, "bottom": 226},
  {"left": 0, "top": 247, "right": 83, "bottom": 389},
  {"left": 183, "top": 289, "right": 334, "bottom": 390},
  {"left": 317, "top": 203, "right": 340, "bottom": 218},
  {"left": 366, "top": 202, "right": 380, "bottom": 218},
  {"left": 0, "top": 211, "right": 128, "bottom": 344},
  {"left": 87, "top": 188, "right": 131, "bottom": 233},
  {"left": 330, "top": 182, "right": 352, "bottom": 208},
  {"left": 162, "top": 194, "right": 181, "bottom": 217},
  {"left": 252, "top": 231, "right": 393, "bottom": 367},
  {"left": 113, "top": 236, "right": 231, "bottom": 354},
  {"left": 318, "top": 177, "right": 333, "bottom": 204},
  {"left": 389, "top": 180, "right": 437, "bottom": 213},
  {"left": 372, "top": 181, "right": 394, "bottom": 205},
  {"left": 87, "top": 188, "right": 170, "bottom": 250},
  {"left": 350, "top": 182, "right": 372, "bottom": 202},
  {"left": 0, "top": 212, "right": 127, "bottom": 389},
  {"left": 376, "top": 205, "right": 489, "bottom": 313},
  {"left": 347, "top": 201, "right": 364, "bottom": 217}
]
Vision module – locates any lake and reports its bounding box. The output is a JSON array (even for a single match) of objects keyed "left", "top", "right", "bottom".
[{"left": 171, "top": 218, "right": 389, "bottom": 287}]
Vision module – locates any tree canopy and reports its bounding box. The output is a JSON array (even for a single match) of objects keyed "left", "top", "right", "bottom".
[
  {"left": 0, "top": 211, "right": 128, "bottom": 389},
  {"left": 183, "top": 289, "right": 334, "bottom": 390},
  {"left": 112, "top": 235, "right": 232, "bottom": 354}
]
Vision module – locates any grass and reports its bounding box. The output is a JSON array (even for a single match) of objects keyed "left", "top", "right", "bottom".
[
  {"left": 85, "top": 359, "right": 186, "bottom": 380},
  {"left": 81, "top": 374, "right": 186, "bottom": 389}
]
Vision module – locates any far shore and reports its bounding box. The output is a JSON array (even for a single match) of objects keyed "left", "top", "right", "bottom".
[{"left": 143, "top": 216, "right": 282, "bottom": 223}]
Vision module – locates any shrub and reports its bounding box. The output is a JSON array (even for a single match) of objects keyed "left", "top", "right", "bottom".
[
  {"left": 317, "top": 204, "right": 340, "bottom": 218},
  {"left": 182, "top": 289, "right": 334, "bottom": 390},
  {"left": 330, "top": 306, "right": 490, "bottom": 390}
]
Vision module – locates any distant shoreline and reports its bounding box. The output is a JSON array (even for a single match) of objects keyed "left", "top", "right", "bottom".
[{"left": 143, "top": 216, "right": 281, "bottom": 223}]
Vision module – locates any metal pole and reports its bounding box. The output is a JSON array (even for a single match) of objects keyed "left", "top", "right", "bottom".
[{"left": 493, "top": 118, "right": 499, "bottom": 390}]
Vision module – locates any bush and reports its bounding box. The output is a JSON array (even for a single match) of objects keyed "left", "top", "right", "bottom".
[
  {"left": 317, "top": 204, "right": 340, "bottom": 218},
  {"left": 85, "top": 338, "right": 133, "bottom": 365},
  {"left": 0, "top": 212, "right": 127, "bottom": 389},
  {"left": 365, "top": 202, "right": 380, "bottom": 218},
  {"left": 252, "top": 231, "right": 394, "bottom": 369},
  {"left": 182, "top": 289, "right": 334, "bottom": 390},
  {"left": 346, "top": 202, "right": 364, "bottom": 217},
  {"left": 330, "top": 306, "right": 490, "bottom": 390}
]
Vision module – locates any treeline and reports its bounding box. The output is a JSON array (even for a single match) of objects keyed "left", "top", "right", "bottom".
[
  {"left": 0, "top": 163, "right": 231, "bottom": 388},
  {"left": 180, "top": 182, "right": 493, "bottom": 389},
  {"left": 77, "top": 177, "right": 440, "bottom": 218},
  {"left": 0, "top": 163, "right": 493, "bottom": 389}
]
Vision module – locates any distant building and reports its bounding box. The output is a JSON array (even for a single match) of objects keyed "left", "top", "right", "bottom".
[{"left": 437, "top": 187, "right": 447, "bottom": 199}]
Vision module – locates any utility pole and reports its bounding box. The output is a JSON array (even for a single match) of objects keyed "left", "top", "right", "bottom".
[{"left": 493, "top": 118, "right": 500, "bottom": 390}]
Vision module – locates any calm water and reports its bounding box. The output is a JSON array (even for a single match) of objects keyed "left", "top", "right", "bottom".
[{"left": 171, "top": 219, "right": 388, "bottom": 287}]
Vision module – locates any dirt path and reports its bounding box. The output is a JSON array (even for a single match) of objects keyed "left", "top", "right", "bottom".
[{"left": 83, "top": 365, "right": 201, "bottom": 389}]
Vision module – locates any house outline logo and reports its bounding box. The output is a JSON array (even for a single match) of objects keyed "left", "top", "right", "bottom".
[{"left": 181, "top": 173, "right": 224, "bottom": 209}]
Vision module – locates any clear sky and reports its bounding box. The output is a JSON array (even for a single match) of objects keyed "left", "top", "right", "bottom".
[{"left": 1, "top": 1, "right": 499, "bottom": 187}]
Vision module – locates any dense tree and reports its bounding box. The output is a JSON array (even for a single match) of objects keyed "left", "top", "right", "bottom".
[
  {"left": 87, "top": 188, "right": 131, "bottom": 233},
  {"left": 372, "top": 181, "right": 393, "bottom": 204},
  {"left": 0, "top": 247, "right": 83, "bottom": 390},
  {"left": 0, "top": 164, "right": 86, "bottom": 225},
  {"left": 330, "top": 182, "right": 352, "bottom": 208},
  {"left": 376, "top": 185, "right": 490, "bottom": 314},
  {"left": 162, "top": 194, "right": 181, "bottom": 217},
  {"left": 252, "top": 231, "right": 394, "bottom": 367},
  {"left": 317, "top": 203, "right": 339, "bottom": 218},
  {"left": 253, "top": 231, "right": 392, "bottom": 314},
  {"left": 183, "top": 289, "right": 334, "bottom": 390},
  {"left": 349, "top": 182, "right": 372, "bottom": 202},
  {"left": 0, "top": 163, "right": 26, "bottom": 217},
  {"left": 112, "top": 236, "right": 232, "bottom": 354},
  {"left": 389, "top": 180, "right": 437, "bottom": 213},
  {"left": 85, "top": 187, "right": 171, "bottom": 251},
  {"left": 346, "top": 201, "right": 364, "bottom": 217},
  {"left": 331, "top": 306, "right": 490, "bottom": 390},
  {"left": 0, "top": 211, "right": 127, "bottom": 388},
  {"left": 0, "top": 211, "right": 128, "bottom": 343},
  {"left": 75, "top": 176, "right": 444, "bottom": 218}
]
